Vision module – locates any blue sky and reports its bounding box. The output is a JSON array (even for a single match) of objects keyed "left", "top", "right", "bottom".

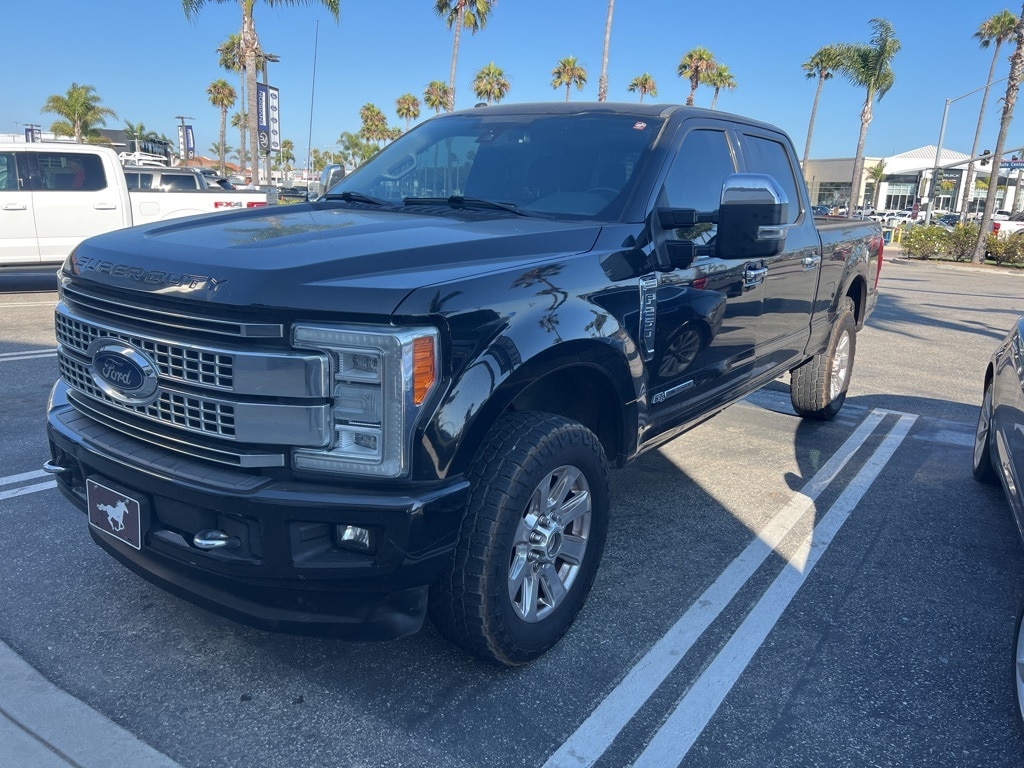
[{"left": 4, "top": 1, "right": 1022, "bottom": 169}]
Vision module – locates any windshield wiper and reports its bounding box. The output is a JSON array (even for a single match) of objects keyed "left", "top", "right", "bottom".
[
  {"left": 403, "top": 195, "right": 531, "bottom": 216},
  {"left": 320, "top": 191, "right": 394, "bottom": 207}
]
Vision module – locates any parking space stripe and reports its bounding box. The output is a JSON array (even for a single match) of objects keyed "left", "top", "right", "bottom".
[
  {"left": 0, "top": 481, "right": 56, "bottom": 502},
  {"left": 0, "top": 350, "right": 57, "bottom": 363},
  {"left": 632, "top": 412, "right": 917, "bottom": 767},
  {"left": 0, "top": 470, "right": 50, "bottom": 487},
  {"left": 543, "top": 409, "right": 890, "bottom": 768}
]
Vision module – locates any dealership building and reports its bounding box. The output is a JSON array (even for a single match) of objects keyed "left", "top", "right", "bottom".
[{"left": 804, "top": 146, "right": 1022, "bottom": 214}]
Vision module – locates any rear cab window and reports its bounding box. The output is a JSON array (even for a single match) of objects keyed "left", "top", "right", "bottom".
[{"left": 36, "top": 152, "right": 108, "bottom": 192}]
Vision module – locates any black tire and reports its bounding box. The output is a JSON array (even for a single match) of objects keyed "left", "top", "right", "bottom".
[
  {"left": 429, "top": 412, "right": 609, "bottom": 666},
  {"left": 973, "top": 380, "right": 999, "bottom": 484},
  {"left": 791, "top": 296, "right": 856, "bottom": 421},
  {"left": 1015, "top": 604, "right": 1024, "bottom": 735}
]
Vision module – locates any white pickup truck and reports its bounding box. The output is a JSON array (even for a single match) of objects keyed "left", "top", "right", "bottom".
[{"left": 0, "top": 143, "right": 271, "bottom": 267}]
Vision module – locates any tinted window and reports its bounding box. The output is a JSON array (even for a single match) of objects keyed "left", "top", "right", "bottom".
[
  {"left": 662, "top": 129, "right": 736, "bottom": 244},
  {"left": 740, "top": 134, "right": 801, "bottom": 224},
  {"left": 0, "top": 153, "right": 17, "bottom": 190},
  {"left": 37, "top": 152, "right": 107, "bottom": 191},
  {"left": 162, "top": 174, "right": 198, "bottom": 191}
]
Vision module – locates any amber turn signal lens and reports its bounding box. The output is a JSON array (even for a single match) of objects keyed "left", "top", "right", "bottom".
[{"left": 412, "top": 336, "right": 436, "bottom": 405}]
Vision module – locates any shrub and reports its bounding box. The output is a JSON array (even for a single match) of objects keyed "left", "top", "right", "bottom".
[
  {"left": 994, "top": 232, "right": 1024, "bottom": 265},
  {"left": 901, "top": 225, "right": 949, "bottom": 260},
  {"left": 947, "top": 223, "right": 980, "bottom": 262}
]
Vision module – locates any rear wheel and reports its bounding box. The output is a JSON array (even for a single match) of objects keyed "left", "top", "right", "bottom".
[
  {"left": 973, "top": 380, "right": 999, "bottom": 484},
  {"left": 429, "top": 412, "right": 609, "bottom": 666},
  {"left": 791, "top": 297, "right": 856, "bottom": 421}
]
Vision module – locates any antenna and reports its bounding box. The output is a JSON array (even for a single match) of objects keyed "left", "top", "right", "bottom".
[{"left": 305, "top": 20, "right": 319, "bottom": 182}]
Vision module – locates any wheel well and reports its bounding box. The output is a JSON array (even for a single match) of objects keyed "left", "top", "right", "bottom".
[
  {"left": 507, "top": 366, "right": 624, "bottom": 465},
  {"left": 846, "top": 276, "right": 867, "bottom": 326}
]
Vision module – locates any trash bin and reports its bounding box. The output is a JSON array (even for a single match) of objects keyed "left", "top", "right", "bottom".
[{"left": 882, "top": 228, "right": 892, "bottom": 244}]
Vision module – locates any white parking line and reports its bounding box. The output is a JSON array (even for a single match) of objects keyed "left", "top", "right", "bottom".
[
  {"left": 0, "top": 349, "right": 57, "bottom": 363},
  {"left": 632, "top": 412, "right": 916, "bottom": 766},
  {"left": 0, "top": 470, "right": 50, "bottom": 488},
  {"left": 0, "top": 482, "right": 56, "bottom": 502},
  {"left": 543, "top": 409, "right": 895, "bottom": 768}
]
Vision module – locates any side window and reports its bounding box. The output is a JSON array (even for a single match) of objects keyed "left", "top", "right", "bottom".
[
  {"left": 162, "top": 175, "right": 197, "bottom": 191},
  {"left": 36, "top": 152, "right": 108, "bottom": 192},
  {"left": 663, "top": 129, "right": 736, "bottom": 213},
  {"left": 0, "top": 153, "right": 17, "bottom": 191},
  {"left": 740, "top": 134, "right": 801, "bottom": 224}
]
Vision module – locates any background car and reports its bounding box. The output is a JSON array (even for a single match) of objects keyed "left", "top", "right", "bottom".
[
  {"left": 973, "top": 316, "right": 1024, "bottom": 729},
  {"left": 812, "top": 204, "right": 831, "bottom": 216}
]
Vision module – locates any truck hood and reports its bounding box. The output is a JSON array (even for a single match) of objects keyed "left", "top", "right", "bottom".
[{"left": 66, "top": 204, "right": 602, "bottom": 316}]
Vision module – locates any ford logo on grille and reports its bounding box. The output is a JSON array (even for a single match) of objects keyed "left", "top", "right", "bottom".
[{"left": 87, "top": 340, "right": 159, "bottom": 405}]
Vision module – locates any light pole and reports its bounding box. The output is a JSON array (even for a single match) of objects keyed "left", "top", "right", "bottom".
[{"left": 924, "top": 78, "right": 1007, "bottom": 225}]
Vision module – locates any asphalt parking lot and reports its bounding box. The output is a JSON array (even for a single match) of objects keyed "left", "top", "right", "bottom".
[{"left": 2, "top": 255, "right": 1024, "bottom": 767}]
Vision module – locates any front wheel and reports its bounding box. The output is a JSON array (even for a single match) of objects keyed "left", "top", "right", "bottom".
[
  {"left": 973, "top": 380, "right": 999, "bottom": 484},
  {"left": 429, "top": 412, "right": 609, "bottom": 665},
  {"left": 791, "top": 297, "right": 856, "bottom": 421}
]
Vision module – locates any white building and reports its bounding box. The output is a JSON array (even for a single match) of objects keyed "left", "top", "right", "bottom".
[{"left": 803, "top": 146, "right": 1017, "bottom": 214}]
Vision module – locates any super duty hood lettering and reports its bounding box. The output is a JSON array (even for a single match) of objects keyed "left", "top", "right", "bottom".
[{"left": 72, "top": 254, "right": 227, "bottom": 292}]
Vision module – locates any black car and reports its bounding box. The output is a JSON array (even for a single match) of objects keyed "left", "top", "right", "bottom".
[{"left": 973, "top": 316, "right": 1024, "bottom": 725}]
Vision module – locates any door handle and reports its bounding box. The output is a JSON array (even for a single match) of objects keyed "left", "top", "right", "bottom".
[
  {"left": 93, "top": 203, "right": 117, "bottom": 210},
  {"left": 743, "top": 265, "right": 767, "bottom": 289},
  {"left": 801, "top": 255, "right": 822, "bottom": 270},
  {"left": 2, "top": 203, "right": 27, "bottom": 211}
]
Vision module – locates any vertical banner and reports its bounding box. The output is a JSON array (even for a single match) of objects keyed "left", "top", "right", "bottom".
[
  {"left": 256, "top": 83, "right": 270, "bottom": 153},
  {"left": 268, "top": 86, "right": 281, "bottom": 153},
  {"left": 185, "top": 126, "right": 195, "bottom": 159},
  {"left": 177, "top": 125, "right": 186, "bottom": 160}
]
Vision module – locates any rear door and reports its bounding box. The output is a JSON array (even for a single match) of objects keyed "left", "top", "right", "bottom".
[
  {"left": 736, "top": 129, "right": 823, "bottom": 375},
  {"left": 29, "top": 149, "right": 131, "bottom": 264},
  {"left": 0, "top": 151, "right": 39, "bottom": 265}
]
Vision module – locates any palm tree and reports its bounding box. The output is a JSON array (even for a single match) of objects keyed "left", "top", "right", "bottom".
[
  {"left": 959, "top": 10, "right": 1019, "bottom": 222},
  {"left": 836, "top": 18, "right": 901, "bottom": 213},
  {"left": 801, "top": 45, "right": 844, "bottom": 169},
  {"left": 704, "top": 64, "right": 736, "bottom": 110},
  {"left": 41, "top": 83, "right": 117, "bottom": 143},
  {"left": 867, "top": 160, "right": 886, "bottom": 210},
  {"left": 551, "top": 57, "right": 588, "bottom": 101},
  {"left": 278, "top": 137, "right": 295, "bottom": 176},
  {"left": 207, "top": 79, "right": 236, "bottom": 176},
  {"left": 230, "top": 110, "right": 248, "bottom": 167},
  {"left": 677, "top": 48, "right": 716, "bottom": 106},
  {"left": 359, "top": 103, "right": 391, "bottom": 145},
  {"left": 472, "top": 62, "right": 510, "bottom": 104},
  {"left": 627, "top": 73, "right": 658, "bottom": 102},
  {"left": 396, "top": 93, "right": 421, "bottom": 130},
  {"left": 973, "top": 13, "right": 1024, "bottom": 262},
  {"left": 183, "top": 0, "right": 340, "bottom": 181},
  {"left": 424, "top": 81, "right": 452, "bottom": 114},
  {"left": 435, "top": 0, "right": 494, "bottom": 112},
  {"left": 597, "top": 0, "right": 614, "bottom": 101},
  {"left": 123, "top": 121, "right": 158, "bottom": 155},
  {"left": 217, "top": 33, "right": 247, "bottom": 169}
]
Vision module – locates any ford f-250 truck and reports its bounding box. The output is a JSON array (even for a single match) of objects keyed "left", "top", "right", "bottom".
[
  {"left": 44, "top": 103, "right": 882, "bottom": 665},
  {"left": 0, "top": 143, "right": 270, "bottom": 267}
]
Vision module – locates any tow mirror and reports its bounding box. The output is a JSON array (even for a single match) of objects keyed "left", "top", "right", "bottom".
[{"left": 715, "top": 173, "right": 789, "bottom": 259}]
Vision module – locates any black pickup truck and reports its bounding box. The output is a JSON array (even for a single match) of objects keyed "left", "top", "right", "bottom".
[{"left": 45, "top": 103, "right": 882, "bottom": 665}]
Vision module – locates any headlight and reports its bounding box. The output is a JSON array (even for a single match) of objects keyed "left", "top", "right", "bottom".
[{"left": 291, "top": 323, "right": 438, "bottom": 477}]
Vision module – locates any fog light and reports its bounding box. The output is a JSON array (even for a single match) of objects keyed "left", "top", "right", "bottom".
[{"left": 335, "top": 524, "right": 373, "bottom": 553}]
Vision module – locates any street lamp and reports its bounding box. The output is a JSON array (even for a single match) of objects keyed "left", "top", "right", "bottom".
[{"left": 924, "top": 78, "right": 1007, "bottom": 225}]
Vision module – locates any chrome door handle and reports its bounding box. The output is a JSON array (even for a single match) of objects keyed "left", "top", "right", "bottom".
[
  {"left": 743, "top": 265, "right": 767, "bottom": 289},
  {"left": 801, "top": 255, "right": 822, "bottom": 270},
  {"left": 93, "top": 203, "right": 117, "bottom": 210},
  {"left": 2, "top": 203, "right": 27, "bottom": 211}
]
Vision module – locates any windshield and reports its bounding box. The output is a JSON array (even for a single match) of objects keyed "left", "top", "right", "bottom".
[{"left": 325, "top": 110, "right": 665, "bottom": 221}]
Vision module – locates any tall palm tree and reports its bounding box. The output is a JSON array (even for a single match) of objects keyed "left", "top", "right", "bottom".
[
  {"left": 627, "top": 73, "right": 658, "bottom": 102},
  {"left": 472, "top": 62, "right": 510, "bottom": 104},
  {"left": 801, "top": 45, "right": 844, "bottom": 169},
  {"left": 424, "top": 81, "right": 452, "bottom": 114},
  {"left": 396, "top": 93, "right": 421, "bottom": 130},
  {"left": 867, "top": 160, "right": 886, "bottom": 210},
  {"left": 183, "top": 0, "right": 340, "bottom": 180},
  {"left": 597, "top": 0, "right": 614, "bottom": 102},
  {"left": 359, "top": 103, "right": 391, "bottom": 145},
  {"left": 207, "top": 79, "right": 236, "bottom": 176},
  {"left": 41, "top": 83, "right": 117, "bottom": 143},
  {"left": 677, "top": 48, "right": 716, "bottom": 106},
  {"left": 434, "top": 0, "right": 493, "bottom": 112},
  {"left": 217, "top": 33, "right": 247, "bottom": 168},
  {"left": 704, "top": 64, "right": 736, "bottom": 110},
  {"left": 551, "top": 57, "right": 588, "bottom": 101},
  {"left": 230, "top": 110, "right": 248, "bottom": 167},
  {"left": 973, "top": 12, "right": 1024, "bottom": 262},
  {"left": 960, "top": 10, "right": 1019, "bottom": 222},
  {"left": 836, "top": 18, "right": 901, "bottom": 212}
]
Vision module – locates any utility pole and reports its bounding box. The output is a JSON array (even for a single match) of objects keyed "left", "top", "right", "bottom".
[{"left": 175, "top": 115, "right": 195, "bottom": 167}]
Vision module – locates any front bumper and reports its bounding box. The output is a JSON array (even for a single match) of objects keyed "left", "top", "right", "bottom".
[{"left": 46, "top": 381, "right": 470, "bottom": 640}]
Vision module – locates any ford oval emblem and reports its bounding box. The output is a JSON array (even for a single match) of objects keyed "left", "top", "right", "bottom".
[{"left": 87, "top": 340, "right": 159, "bottom": 405}]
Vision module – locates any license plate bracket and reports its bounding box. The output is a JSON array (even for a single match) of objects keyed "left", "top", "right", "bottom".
[{"left": 87, "top": 479, "right": 144, "bottom": 550}]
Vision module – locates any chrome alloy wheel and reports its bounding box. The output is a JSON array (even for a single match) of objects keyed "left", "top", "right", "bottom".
[
  {"left": 1016, "top": 610, "right": 1024, "bottom": 726},
  {"left": 975, "top": 385, "right": 993, "bottom": 472},
  {"left": 829, "top": 330, "right": 851, "bottom": 400},
  {"left": 508, "top": 465, "right": 591, "bottom": 623}
]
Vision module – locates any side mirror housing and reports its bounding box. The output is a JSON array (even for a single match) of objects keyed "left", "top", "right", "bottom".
[{"left": 715, "top": 173, "right": 789, "bottom": 258}]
